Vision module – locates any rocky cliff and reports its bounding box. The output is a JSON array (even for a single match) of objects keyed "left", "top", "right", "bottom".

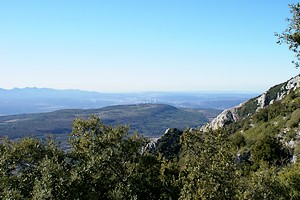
[{"left": 201, "top": 75, "right": 300, "bottom": 131}]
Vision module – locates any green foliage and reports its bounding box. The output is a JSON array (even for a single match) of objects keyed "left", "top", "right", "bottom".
[
  {"left": 293, "top": 143, "right": 300, "bottom": 156},
  {"left": 223, "top": 89, "right": 300, "bottom": 168},
  {"left": 159, "top": 159, "right": 181, "bottom": 199},
  {"left": 0, "top": 137, "right": 46, "bottom": 198},
  {"left": 236, "top": 98, "right": 258, "bottom": 118},
  {"left": 230, "top": 132, "right": 246, "bottom": 149},
  {"left": 32, "top": 155, "right": 70, "bottom": 199},
  {"left": 252, "top": 101, "right": 286, "bottom": 124},
  {"left": 279, "top": 161, "right": 300, "bottom": 199},
  {"left": 68, "top": 116, "right": 165, "bottom": 199},
  {"left": 179, "top": 129, "right": 238, "bottom": 199},
  {"left": 0, "top": 137, "right": 68, "bottom": 199},
  {"left": 152, "top": 128, "right": 183, "bottom": 160},
  {"left": 0, "top": 116, "right": 177, "bottom": 199},
  {"left": 251, "top": 133, "right": 289, "bottom": 166},
  {"left": 239, "top": 164, "right": 286, "bottom": 199},
  {"left": 276, "top": 3, "right": 300, "bottom": 68},
  {"left": 287, "top": 108, "right": 300, "bottom": 128}
]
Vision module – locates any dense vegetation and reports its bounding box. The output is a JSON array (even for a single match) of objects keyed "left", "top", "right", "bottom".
[{"left": 2, "top": 85, "right": 300, "bottom": 200}]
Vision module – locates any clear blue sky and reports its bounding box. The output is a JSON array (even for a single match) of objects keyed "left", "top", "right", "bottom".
[{"left": 0, "top": 0, "right": 299, "bottom": 92}]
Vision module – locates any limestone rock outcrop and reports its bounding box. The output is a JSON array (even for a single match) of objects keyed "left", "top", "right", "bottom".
[{"left": 201, "top": 75, "right": 300, "bottom": 131}]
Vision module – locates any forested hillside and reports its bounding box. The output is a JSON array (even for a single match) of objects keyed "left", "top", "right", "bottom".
[
  {"left": 0, "top": 104, "right": 212, "bottom": 141},
  {"left": 2, "top": 84, "right": 300, "bottom": 199}
]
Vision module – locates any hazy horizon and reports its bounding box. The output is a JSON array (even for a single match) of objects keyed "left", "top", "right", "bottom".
[
  {"left": 1, "top": 1, "right": 299, "bottom": 92},
  {"left": 0, "top": 86, "right": 262, "bottom": 94}
]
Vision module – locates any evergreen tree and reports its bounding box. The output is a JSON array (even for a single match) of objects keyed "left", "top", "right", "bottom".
[{"left": 179, "top": 129, "right": 238, "bottom": 199}]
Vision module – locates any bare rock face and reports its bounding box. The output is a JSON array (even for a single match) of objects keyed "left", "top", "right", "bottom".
[
  {"left": 201, "top": 75, "right": 300, "bottom": 132},
  {"left": 285, "top": 75, "right": 300, "bottom": 91},
  {"left": 256, "top": 93, "right": 266, "bottom": 109},
  {"left": 277, "top": 75, "right": 300, "bottom": 100},
  {"left": 201, "top": 104, "right": 241, "bottom": 131}
]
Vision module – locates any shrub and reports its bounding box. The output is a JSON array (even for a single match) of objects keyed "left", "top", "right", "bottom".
[{"left": 287, "top": 108, "right": 300, "bottom": 128}]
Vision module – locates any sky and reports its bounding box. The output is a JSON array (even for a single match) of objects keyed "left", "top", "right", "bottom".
[{"left": 0, "top": 0, "right": 299, "bottom": 93}]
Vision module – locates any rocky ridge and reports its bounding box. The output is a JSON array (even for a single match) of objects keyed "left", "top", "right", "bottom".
[{"left": 201, "top": 75, "right": 300, "bottom": 131}]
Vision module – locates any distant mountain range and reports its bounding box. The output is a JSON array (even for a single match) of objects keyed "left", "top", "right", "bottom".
[
  {"left": 0, "top": 87, "right": 258, "bottom": 116},
  {"left": 0, "top": 104, "right": 215, "bottom": 143}
]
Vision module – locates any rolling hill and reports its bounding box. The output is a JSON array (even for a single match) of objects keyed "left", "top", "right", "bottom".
[{"left": 0, "top": 104, "right": 213, "bottom": 141}]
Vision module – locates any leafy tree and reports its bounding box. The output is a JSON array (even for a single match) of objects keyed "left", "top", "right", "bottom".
[
  {"left": 251, "top": 132, "right": 289, "bottom": 166},
  {"left": 239, "top": 164, "right": 286, "bottom": 199},
  {"left": 159, "top": 158, "right": 181, "bottom": 199},
  {"left": 0, "top": 137, "right": 46, "bottom": 199},
  {"left": 230, "top": 132, "right": 246, "bottom": 149},
  {"left": 31, "top": 137, "right": 70, "bottom": 199},
  {"left": 152, "top": 128, "right": 183, "bottom": 160},
  {"left": 279, "top": 161, "right": 300, "bottom": 199},
  {"left": 276, "top": 3, "right": 300, "bottom": 68},
  {"left": 179, "top": 129, "right": 238, "bottom": 199},
  {"left": 68, "top": 116, "right": 165, "bottom": 199},
  {"left": 287, "top": 108, "right": 300, "bottom": 128},
  {"left": 0, "top": 116, "right": 175, "bottom": 199}
]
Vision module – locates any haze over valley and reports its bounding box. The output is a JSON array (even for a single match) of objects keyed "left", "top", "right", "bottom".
[
  {"left": 0, "top": 87, "right": 257, "bottom": 115},
  {"left": 0, "top": 87, "right": 257, "bottom": 141}
]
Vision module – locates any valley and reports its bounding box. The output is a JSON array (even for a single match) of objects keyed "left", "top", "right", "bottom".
[
  {"left": 0, "top": 103, "right": 217, "bottom": 141},
  {"left": 0, "top": 87, "right": 257, "bottom": 115}
]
